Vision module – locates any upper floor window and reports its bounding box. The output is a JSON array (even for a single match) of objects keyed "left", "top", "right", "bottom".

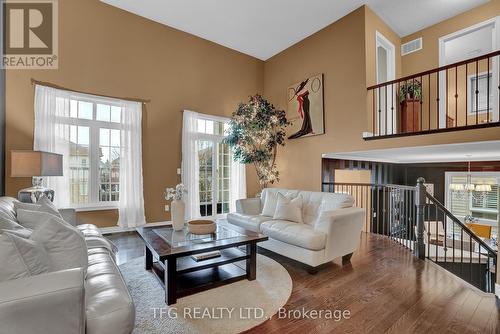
[{"left": 468, "top": 72, "right": 493, "bottom": 115}]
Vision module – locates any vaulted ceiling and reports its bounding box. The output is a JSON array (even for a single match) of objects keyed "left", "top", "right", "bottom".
[{"left": 101, "top": 0, "right": 490, "bottom": 60}]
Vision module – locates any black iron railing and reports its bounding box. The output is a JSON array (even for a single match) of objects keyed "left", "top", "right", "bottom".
[
  {"left": 366, "top": 50, "right": 500, "bottom": 139},
  {"left": 322, "top": 179, "right": 497, "bottom": 293}
]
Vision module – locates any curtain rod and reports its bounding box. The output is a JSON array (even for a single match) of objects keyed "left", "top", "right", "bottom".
[{"left": 31, "top": 78, "right": 151, "bottom": 104}]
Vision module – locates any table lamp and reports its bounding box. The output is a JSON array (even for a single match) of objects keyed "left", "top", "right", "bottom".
[{"left": 11, "top": 150, "right": 63, "bottom": 203}]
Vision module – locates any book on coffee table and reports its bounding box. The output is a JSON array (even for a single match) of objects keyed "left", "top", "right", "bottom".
[{"left": 191, "top": 250, "right": 221, "bottom": 262}]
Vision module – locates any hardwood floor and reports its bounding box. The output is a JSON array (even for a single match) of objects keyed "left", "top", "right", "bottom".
[{"left": 108, "top": 232, "right": 499, "bottom": 333}]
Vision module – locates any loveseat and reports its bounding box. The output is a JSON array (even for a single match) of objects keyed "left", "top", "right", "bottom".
[
  {"left": 227, "top": 188, "right": 365, "bottom": 270},
  {"left": 0, "top": 196, "right": 134, "bottom": 334}
]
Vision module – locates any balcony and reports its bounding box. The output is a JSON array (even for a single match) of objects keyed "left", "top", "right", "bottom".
[{"left": 365, "top": 50, "right": 500, "bottom": 140}]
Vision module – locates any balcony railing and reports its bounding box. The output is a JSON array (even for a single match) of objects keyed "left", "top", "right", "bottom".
[
  {"left": 366, "top": 50, "right": 500, "bottom": 139},
  {"left": 322, "top": 179, "right": 497, "bottom": 293}
]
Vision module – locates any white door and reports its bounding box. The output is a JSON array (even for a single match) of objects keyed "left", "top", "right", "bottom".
[
  {"left": 376, "top": 31, "right": 396, "bottom": 135},
  {"left": 438, "top": 17, "right": 500, "bottom": 127}
]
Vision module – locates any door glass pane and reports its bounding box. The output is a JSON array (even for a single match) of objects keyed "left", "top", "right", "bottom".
[
  {"left": 198, "top": 140, "right": 213, "bottom": 216},
  {"left": 216, "top": 143, "right": 231, "bottom": 215}
]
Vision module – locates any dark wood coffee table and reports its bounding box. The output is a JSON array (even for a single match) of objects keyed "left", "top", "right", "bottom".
[{"left": 136, "top": 223, "right": 267, "bottom": 305}]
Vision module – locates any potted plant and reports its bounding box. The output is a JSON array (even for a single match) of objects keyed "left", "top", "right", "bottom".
[
  {"left": 164, "top": 183, "right": 186, "bottom": 231},
  {"left": 399, "top": 80, "right": 422, "bottom": 132},
  {"left": 224, "top": 95, "right": 290, "bottom": 192},
  {"left": 399, "top": 81, "right": 422, "bottom": 103}
]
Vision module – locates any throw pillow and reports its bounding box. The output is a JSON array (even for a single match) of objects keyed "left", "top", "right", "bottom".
[
  {"left": 37, "top": 195, "right": 62, "bottom": 218},
  {"left": 30, "top": 215, "right": 88, "bottom": 274},
  {"left": 14, "top": 199, "right": 62, "bottom": 219},
  {"left": 0, "top": 228, "right": 33, "bottom": 239},
  {"left": 262, "top": 191, "right": 278, "bottom": 216},
  {"left": 273, "top": 192, "right": 303, "bottom": 223},
  {"left": 16, "top": 209, "right": 62, "bottom": 230},
  {"left": 0, "top": 232, "right": 50, "bottom": 282},
  {"left": 0, "top": 213, "right": 25, "bottom": 231}
]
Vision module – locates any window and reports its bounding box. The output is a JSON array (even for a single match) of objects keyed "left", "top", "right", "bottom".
[
  {"left": 468, "top": 72, "right": 493, "bottom": 115},
  {"left": 61, "top": 96, "right": 123, "bottom": 208},
  {"left": 446, "top": 172, "right": 499, "bottom": 235}
]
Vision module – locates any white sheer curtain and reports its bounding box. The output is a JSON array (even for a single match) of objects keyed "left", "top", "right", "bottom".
[
  {"left": 181, "top": 110, "right": 201, "bottom": 220},
  {"left": 34, "top": 84, "right": 145, "bottom": 227},
  {"left": 230, "top": 157, "right": 246, "bottom": 212},
  {"left": 34, "top": 85, "right": 72, "bottom": 208},
  {"left": 118, "top": 100, "right": 146, "bottom": 228}
]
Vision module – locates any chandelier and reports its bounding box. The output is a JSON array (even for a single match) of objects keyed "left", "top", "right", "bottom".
[{"left": 449, "top": 160, "right": 492, "bottom": 200}]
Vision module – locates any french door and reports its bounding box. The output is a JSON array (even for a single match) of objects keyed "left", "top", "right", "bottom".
[{"left": 197, "top": 138, "right": 231, "bottom": 218}]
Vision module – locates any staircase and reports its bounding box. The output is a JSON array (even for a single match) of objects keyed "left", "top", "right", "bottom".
[{"left": 322, "top": 178, "right": 497, "bottom": 293}]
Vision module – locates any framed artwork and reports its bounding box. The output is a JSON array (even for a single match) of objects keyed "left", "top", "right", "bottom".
[{"left": 287, "top": 73, "right": 324, "bottom": 139}]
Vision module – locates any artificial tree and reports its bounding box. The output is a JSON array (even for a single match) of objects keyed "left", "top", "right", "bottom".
[{"left": 225, "top": 95, "right": 289, "bottom": 190}]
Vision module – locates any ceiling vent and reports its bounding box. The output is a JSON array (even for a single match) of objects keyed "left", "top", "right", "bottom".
[{"left": 401, "top": 38, "right": 422, "bottom": 56}]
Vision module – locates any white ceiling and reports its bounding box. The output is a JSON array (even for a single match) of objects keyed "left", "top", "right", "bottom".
[
  {"left": 100, "top": 0, "right": 490, "bottom": 60},
  {"left": 323, "top": 140, "right": 500, "bottom": 163}
]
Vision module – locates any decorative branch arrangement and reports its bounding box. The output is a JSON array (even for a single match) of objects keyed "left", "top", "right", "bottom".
[{"left": 225, "top": 95, "right": 289, "bottom": 190}]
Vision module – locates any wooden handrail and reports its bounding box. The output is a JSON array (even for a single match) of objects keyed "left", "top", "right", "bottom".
[
  {"left": 367, "top": 49, "right": 500, "bottom": 90},
  {"left": 322, "top": 182, "right": 416, "bottom": 190},
  {"left": 425, "top": 192, "right": 497, "bottom": 256}
]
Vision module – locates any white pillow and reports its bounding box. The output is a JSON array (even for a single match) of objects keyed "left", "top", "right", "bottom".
[
  {"left": 273, "top": 192, "right": 303, "bottom": 223},
  {"left": 0, "top": 214, "right": 25, "bottom": 231},
  {"left": 30, "top": 215, "right": 88, "bottom": 274},
  {"left": 14, "top": 199, "right": 62, "bottom": 219},
  {"left": 37, "top": 195, "right": 62, "bottom": 218},
  {"left": 1, "top": 228, "right": 33, "bottom": 239},
  {"left": 0, "top": 232, "right": 50, "bottom": 282},
  {"left": 16, "top": 209, "right": 64, "bottom": 230},
  {"left": 262, "top": 192, "right": 278, "bottom": 216}
]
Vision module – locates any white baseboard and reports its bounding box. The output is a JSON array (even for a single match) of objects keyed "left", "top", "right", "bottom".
[
  {"left": 496, "top": 283, "right": 500, "bottom": 298},
  {"left": 99, "top": 221, "right": 172, "bottom": 234}
]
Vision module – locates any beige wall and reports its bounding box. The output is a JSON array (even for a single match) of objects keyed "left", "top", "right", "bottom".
[
  {"left": 263, "top": 7, "right": 368, "bottom": 192},
  {"left": 5, "top": 0, "right": 263, "bottom": 226},
  {"left": 402, "top": 0, "right": 500, "bottom": 75},
  {"left": 6, "top": 2, "right": 500, "bottom": 227},
  {"left": 334, "top": 170, "right": 371, "bottom": 184},
  {"left": 399, "top": 0, "right": 500, "bottom": 130},
  {"left": 263, "top": 5, "right": 500, "bottom": 193}
]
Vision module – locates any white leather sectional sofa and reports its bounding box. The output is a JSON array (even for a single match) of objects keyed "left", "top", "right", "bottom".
[
  {"left": 227, "top": 188, "right": 365, "bottom": 270},
  {"left": 0, "top": 197, "right": 134, "bottom": 334}
]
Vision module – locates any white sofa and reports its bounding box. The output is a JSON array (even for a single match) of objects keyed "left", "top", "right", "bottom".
[
  {"left": 227, "top": 188, "right": 365, "bottom": 270},
  {"left": 0, "top": 197, "right": 135, "bottom": 334}
]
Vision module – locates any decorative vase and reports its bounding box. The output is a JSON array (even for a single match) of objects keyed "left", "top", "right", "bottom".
[{"left": 171, "top": 199, "right": 185, "bottom": 231}]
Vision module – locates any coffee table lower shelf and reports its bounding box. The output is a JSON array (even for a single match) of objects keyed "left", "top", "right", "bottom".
[{"left": 146, "top": 246, "right": 256, "bottom": 305}]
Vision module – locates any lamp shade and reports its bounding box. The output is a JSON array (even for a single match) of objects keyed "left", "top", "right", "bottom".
[{"left": 11, "top": 151, "right": 63, "bottom": 177}]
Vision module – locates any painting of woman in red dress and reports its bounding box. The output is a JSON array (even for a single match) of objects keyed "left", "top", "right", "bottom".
[{"left": 287, "top": 74, "right": 324, "bottom": 139}]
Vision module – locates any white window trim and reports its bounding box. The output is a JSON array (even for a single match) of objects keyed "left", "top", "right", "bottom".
[
  {"left": 467, "top": 71, "right": 493, "bottom": 115},
  {"left": 445, "top": 171, "right": 500, "bottom": 227},
  {"left": 62, "top": 96, "right": 123, "bottom": 209}
]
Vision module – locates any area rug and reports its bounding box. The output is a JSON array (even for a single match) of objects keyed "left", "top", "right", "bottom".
[{"left": 119, "top": 254, "right": 292, "bottom": 334}]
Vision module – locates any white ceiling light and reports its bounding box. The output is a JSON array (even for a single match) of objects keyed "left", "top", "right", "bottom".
[{"left": 323, "top": 140, "right": 500, "bottom": 164}]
